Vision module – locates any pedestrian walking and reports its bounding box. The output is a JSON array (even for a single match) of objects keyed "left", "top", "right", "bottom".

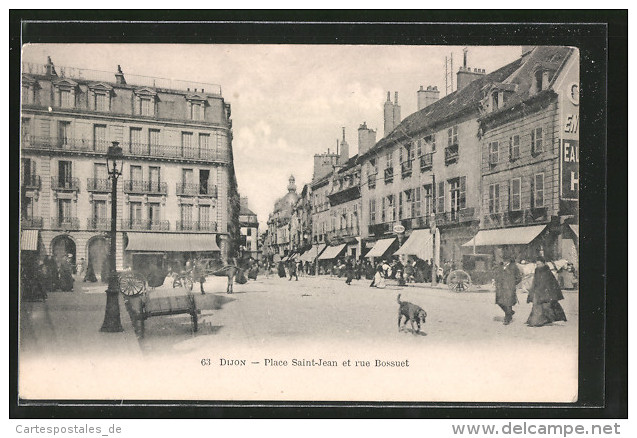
[
  {"left": 494, "top": 258, "right": 522, "bottom": 325},
  {"left": 193, "top": 258, "right": 207, "bottom": 295},
  {"left": 58, "top": 257, "right": 74, "bottom": 292},
  {"left": 84, "top": 259, "right": 98, "bottom": 282},
  {"left": 371, "top": 265, "right": 386, "bottom": 289},
  {"left": 526, "top": 258, "right": 568, "bottom": 327},
  {"left": 345, "top": 260, "right": 354, "bottom": 285},
  {"left": 288, "top": 259, "right": 298, "bottom": 281},
  {"left": 277, "top": 261, "right": 286, "bottom": 278},
  {"left": 76, "top": 257, "right": 86, "bottom": 280}
]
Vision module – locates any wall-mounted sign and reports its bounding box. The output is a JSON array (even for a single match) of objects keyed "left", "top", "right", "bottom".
[
  {"left": 393, "top": 224, "right": 405, "bottom": 234},
  {"left": 561, "top": 139, "right": 579, "bottom": 200}
]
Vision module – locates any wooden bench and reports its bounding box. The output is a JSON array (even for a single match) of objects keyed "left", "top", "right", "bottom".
[{"left": 127, "top": 293, "right": 198, "bottom": 338}]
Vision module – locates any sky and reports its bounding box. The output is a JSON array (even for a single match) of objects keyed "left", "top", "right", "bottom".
[{"left": 22, "top": 44, "right": 522, "bottom": 229}]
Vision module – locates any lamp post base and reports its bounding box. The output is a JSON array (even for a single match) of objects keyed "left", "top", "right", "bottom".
[{"left": 100, "top": 285, "right": 123, "bottom": 333}]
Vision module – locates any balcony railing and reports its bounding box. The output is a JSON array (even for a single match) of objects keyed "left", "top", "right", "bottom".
[
  {"left": 51, "top": 176, "right": 80, "bottom": 191},
  {"left": 328, "top": 227, "right": 359, "bottom": 240},
  {"left": 176, "top": 221, "right": 218, "bottom": 232},
  {"left": 51, "top": 217, "right": 80, "bottom": 230},
  {"left": 86, "top": 217, "right": 111, "bottom": 230},
  {"left": 410, "top": 215, "right": 430, "bottom": 229},
  {"left": 420, "top": 153, "right": 433, "bottom": 171},
  {"left": 21, "top": 216, "right": 43, "bottom": 228},
  {"left": 22, "top": 174, "right": 41, "bottom": 189},
  {"left": 21, "top": 136, "right": 231, "bottom": 163},
  {"left": 122, "top": 219, "right": 171, "bottom": 231},
  {"left": 86, "top": 178, "right": 112, "bottom": 192},
  {"left": 176, "top": 183, "right": 218, "bottom": 197},
  {"left": 482, "top": 207, "right": 549, "bottom": 229},
  {"left": 445, "top": 144, "right": 459, "bottom": 165},
  {"left": 123, "top": 180, "right": 168, "bottom": 195},
  {"left": 384, "top": 167, "right": 394, "bottom": 184},
  {"left": 401, "top": 161, "right": 413, "bottom": 179},
  {"left": 368, "top": 222, "right": 390, "bottom": 236}
]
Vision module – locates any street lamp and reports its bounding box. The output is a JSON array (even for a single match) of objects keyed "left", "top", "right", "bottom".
[{"left": 101, "top": 142, "right": 124, "bottom": 333}]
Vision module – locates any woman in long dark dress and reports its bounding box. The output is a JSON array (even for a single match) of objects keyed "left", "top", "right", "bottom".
[
  {"left": 526, "top": 258, "right": 567, "bottom": 327},
  {"left": 277, "top": 261, "right": 286, "bottom": 278},
  {"left": 84, "top": 260, "right": 98, "bottom": 282},
  {"left": 58, "top": 258, "right": 75, "bottom": 291}
]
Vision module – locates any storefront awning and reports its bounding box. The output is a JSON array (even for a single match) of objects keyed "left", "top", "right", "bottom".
[
  {"left": 395, "top": 229, "right": 433, "bottom": 260},
  {"left": 318, "top": 243, "right": 347, "bottom": 260},
  {"left": 126, "top": 233, "right": 220, "bottom": 252},
  {"left": 462, "top": 225, "right": 547, "bottom": 247},
  {"left": 21, "top": 229, "right": 39, "bottom": 251},
  {"left": 299, "top": 244, "right": 326, "bottom": 262},
  {"left": 365, "top": 237, "right": 396, "bottom": 258},
  {"left": 569, "top": 224, "right": 579, "bottom": 238}
]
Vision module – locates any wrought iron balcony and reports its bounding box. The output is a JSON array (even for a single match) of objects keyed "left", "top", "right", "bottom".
[
  {"left": 86, "top": 178, "right": 112, "bottom": 192},
  {"left": 51, "top": 217, "right": 80, "bottom": 230},
  {"left": 176, "top": 183, "right": 218, "bottom": 197},
  {"left": 123, "top": 180, "right": 168, "bottom": 195},
  {"left": 86, "top": 217, "right": 111, "bottom": 230},
  {"left": 420, "top": 153, "right": 433, "bottom": 171},
  {"left": 482, "top": 207, "right": 549, "bottom": 229},
  {"left": 176, "top": 221, "right": 218, "bottom": 232},
  {"left": 51, "top": 176, "right": 80, "bottom": 191},
  {"left": 22, "top": 174, "right": 41, "bottom": 189},
  {"left": 21, "top": 136, "right": 231, "bottom": 163},
  {"left": 444, "top": 144, "right": 459, "bottom": 165},
  {"left": 21, "top": 216, "right": 43, "bottom": 228},
  {"left": 122, "top": 219, "right": 170, "bottom": 231}
]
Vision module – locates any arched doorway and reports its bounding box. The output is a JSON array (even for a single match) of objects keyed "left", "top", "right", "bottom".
[
  {"left": 51, "top": 235, "right": 76, "bottom": 268},
  {"left": 87, "top": 235, "right": 109, "bottom": 282}
]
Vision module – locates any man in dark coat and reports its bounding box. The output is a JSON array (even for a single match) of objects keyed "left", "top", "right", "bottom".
[
  {"left": 288, "top": 259, "right": 298, "bottom": 281},
  {"left": 494, "top": 258, "right": 522, "bottom": 325},
  {"left": 58, "top": 257, "right": 75, "bottom": 291},
  {"left": 277, "top": 261, "right": 286, "bottom": 278},
  {"left": 526, "top": 258, "right": 567, "bottom": 327}
]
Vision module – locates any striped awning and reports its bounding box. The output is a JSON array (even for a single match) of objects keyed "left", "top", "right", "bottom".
[
  {"left": 318, "top": 243, "right": 347, "bottom": 260},
  {"left": 365, "top": 237, "right": 396, "bottom": 258},
  {"left": 126, "top": 233, "right": 220, "bottom": 252},
  {"left": 395, "top": 229, "right": 433, "bottom": 260},
  {"left": 462, "top": 225, "right": 547, "bottom": 247},
  {"left": 20, "top": 230, "right": 39, "bottom": 251},
  {"left": 300, "top": 244, "right": 326, "bottom": 262}
]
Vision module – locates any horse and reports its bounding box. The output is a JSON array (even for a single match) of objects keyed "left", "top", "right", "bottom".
[{"left": 196, "top": 258, "right": 246, "bottom": 294}]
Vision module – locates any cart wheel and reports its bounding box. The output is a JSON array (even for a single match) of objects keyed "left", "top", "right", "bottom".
[
  {"left": 447, "top": 270, "right": 472, "bottom": 292},
  {"left": 119, "top": 273, "right": 146, "bottom": 297}
]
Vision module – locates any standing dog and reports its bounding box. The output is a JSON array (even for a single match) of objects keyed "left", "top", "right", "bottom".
[{"left": 397, "top": 294, "right": 427, "bottom": 333}]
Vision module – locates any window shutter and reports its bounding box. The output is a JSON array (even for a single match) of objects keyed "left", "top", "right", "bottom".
[
  {"left": 460, "top": 176, "right": 466, "bottom": 209},
  {"left": 531, "top": 130, "right": 535, "bottom": 155}
]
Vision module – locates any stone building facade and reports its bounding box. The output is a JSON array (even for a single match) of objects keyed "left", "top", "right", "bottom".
[{"left": 20, "top": 57, "right": 239, "bottom": 274}]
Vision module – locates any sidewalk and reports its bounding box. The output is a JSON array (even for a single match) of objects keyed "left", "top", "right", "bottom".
[{"left": 19, "top": 278, "right": 142, "bottom": 360}]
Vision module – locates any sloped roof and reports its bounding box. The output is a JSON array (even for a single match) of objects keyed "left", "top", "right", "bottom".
[{"left": 240, "top": 204, "right": 257, "bottom": 216}]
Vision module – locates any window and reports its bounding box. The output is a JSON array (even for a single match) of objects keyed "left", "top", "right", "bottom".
[
  {"left": 60, "top": 89, "right": 74, "bottom": 108},
  {"left": 199, "top": 169, "right": 210, "bottom": 195},
  {"left": 488, "top": 183, "right": 501, "bottom": 214},
  {"left": 386, "top": 195, "right": 395, "bottom": 222},
  {"left": 191, "top": 102, "right": 204, "bottom": 121},
  {"left": 199, "top": 134, "right": 211, "bottom": 159},
  {"left": 149, "top": 166, "right": 161, "bottom": 192},
  {"left": 533, "top": 173, "right": 545, "bottom": 208},
  {"left": 180, "top": 204, "right": 193, "bottom": 226},
  {"left": 181, "top": 132, "right": 194, "bottom": 157},
  {"left": 200, "top": 205, "right": 211, "bottom": 224},
  {"left": 95, "top": 93, "right": 109, "bottom": 112},
  {"left": 437, "top": 181, "right": 445, "bottom": 213},
  {"left": 130, "top": 165, "right": 142, "bottom": 182},
  {"left": 531, "top": 127, "right": 543, "bottom": 154},
  {"left": 369, "top": 198, "right": 376, "bottom": 224},
  {"left": 416, "top": 140, "right": 422, "bottom": 157},
  {"left": 149, "top": 129, "right": 160, "bottom": 155},
  {"left": 22, "top": 84, "right": 33, "bottom": 105},
  {"left": 148, "top": 203, "right": 161, "bottom": 225},
  {"left": 140, "top": 98, "right": 153, "bottom": 116},
  {"left": 412, "top": 186, "right": 421, "bottom": 218},
  {"left": 94, "top": 124, "right": 107, "bottom": 152},
  {"left": 93, "top": 200, "right": 107, "bottom": 220},
  {"left": 58, "top": 199, "right": 72, "bottom": 220},
  {"left": 58, "top": 161, "right": 72, "bottom": 188},
  {"left": 423, "top": 184, "right": 433, "bottom": 217},
  {"left": 491, "top": 91, "right": 500, "bottom": 111},
  {"left": 509, "top": 135, "right": 520, "bottom": 160},
  {"left": 129, "top": 202, "right": 143, "bottom": 225},
  {"left": 182, "top": 168, "right": 194, "bottom": 185},
  {"left": 402, "top": 189, "right": 413, "bottom": 219},
  {"left": 386, "top": 151, "right": 393, "bottom": 169},
  {"left": 22, "top": 196, "right": 34, "bottom": 219},
  {"left": 21, "top": 118, "right": 31, "bottom": 145},
  {"left": 447, "top": 125, "right": 458, "bottom": 146},
  {"left": 129, "top": 128, "right": 143, "bottom": 154},
  {"left": 57, "top": 121, "right": 71, "bottom": 147},
  {"left": 510, "top": 178, "right": 521, "bottom": 211},
  {"left": 94, "top": 163, "right": 107, "bottom": 184},
  {"left": 449, "top": 177, "right": 467, "bottom": 215},
  {"left": 488, "top": 141, "right": 499, "bottom": 165}
]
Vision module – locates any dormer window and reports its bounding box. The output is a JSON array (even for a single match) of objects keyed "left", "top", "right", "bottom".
[
  {"left": 89, "top": 83, "right": 113, "bottom": 112},
  {"left": 532, "top": 66, "right": 555, "bottom": 94},
  {"left": 186, "top": 93, "right": 207, "bottom": 121},
  {"left": 53, "top": 79, "right": 78, "bottom": 109},
  {"left": 134, "top": 88, "right": 157, "bottom": 117},
  {"left": 21, "top": 75, "right": 39, "bottom": 105}
]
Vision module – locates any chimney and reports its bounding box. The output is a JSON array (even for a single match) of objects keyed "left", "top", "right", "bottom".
[
  {"left": 455, "top": 48, "right": 486, "bottom": 91},
  {"left": 417, "top": 85, "right": 440, "bottom": 110},
  {"left": 339, "top": 127, "right": 349, "bottom": 164},
  {"left": 383, "top": 91, "right": 394, "bottom": 136},
  {"left": 45, "top": 56, "right": 57, "bottom": 77},
  {"left": 393, "top": 92, "right": 401, "bottom": 128},
  {"left": 358, "top": 122, "right": 377, "bottom": 156},
  {"left": 115, "top": 65, "right": 126, "bottom": 85},
  {"left": 313, "top": 150, "right": 340, "bottom": 181}
]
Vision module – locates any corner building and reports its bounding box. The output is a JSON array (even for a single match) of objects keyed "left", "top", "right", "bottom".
[{"left": 20, "top": 57, "right": 239, "bottom": 274}]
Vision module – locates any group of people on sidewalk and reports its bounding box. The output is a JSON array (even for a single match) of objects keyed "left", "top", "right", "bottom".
[{"left": 21, "top": 254, "right": 78, "bottom": 301}]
